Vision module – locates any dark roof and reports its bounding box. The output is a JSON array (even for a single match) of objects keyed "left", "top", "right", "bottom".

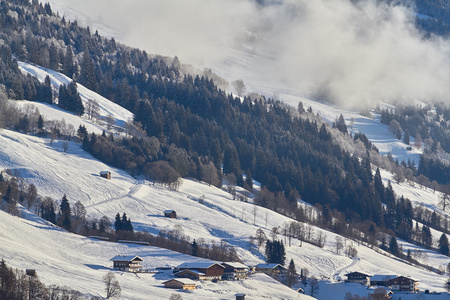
[
  {"left": 110, "top": 255, "right": 143, "bottom": 262},
  {"left": 177, "top": 262, "right": 225, "bottom": 269},
  {"left": 163, "top": 278, "right": 196, "bottom": 285},
  {"left": 345, "top": 271, "right": 371, "bottom": 277},
  {"left": 175, "top": 269, "right": 206, "bottom": 276}
]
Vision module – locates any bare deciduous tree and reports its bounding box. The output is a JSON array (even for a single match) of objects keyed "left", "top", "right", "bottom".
[
  {"left": 335, "top": 236, "right": 344, "bottom": 254},
  {"left": 86, "top": 98, "right": 100, "bottom": 120},
  {"left": 232, "top": 79, "right": 246, "bottom": 97},
  {"left": 103, "top": 272, "right": 121, "bottom": 299}
]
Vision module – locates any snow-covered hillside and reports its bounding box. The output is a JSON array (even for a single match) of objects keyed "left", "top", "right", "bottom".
[
  {"left": 1, "top": 210, "right": 314, "bottom": 300},
  {"left": 0, "top": 127, "right": 448, "bottom": 299},
  {"left": 2, "top": 3, "right": 449, "bottom": 299},
  {"left": 18, "top": 62, "right": 134, "bottom": 134}
]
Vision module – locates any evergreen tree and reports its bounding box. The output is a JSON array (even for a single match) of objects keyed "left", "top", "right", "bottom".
[
  {"left": 438, "top": 233, "right": 449, "bottom": 256},
  {"left": 192, "top": 240, "right": 198, "bottom": 257},
  {"left": 286, "top": 259, "right": 297, "bottom": 287},
  {"left": 59, "top": 194, "right": 71, "bottom": 231},
  {"left": 403, "top": 129, "right": 410, "bottom": 145},
  {"left": 114, "top": 213, "right": 122, "bottom": 232},
  {"left": 389, "top": 235, "right": 399, "bottom": 256},
  {"left": 265, "top": 240, "right": 286, "bottom": 265},
  {"left": 63, "top": 46, "right": 75, "bottom": 78}
]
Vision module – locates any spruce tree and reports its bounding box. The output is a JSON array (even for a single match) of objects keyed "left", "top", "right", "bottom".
[
  {"left": 114, "top": 213, "right": 122, "bottom": 232},
  {"left": 439, "top": 233, "right": 449, "bottom": 256},
  {"left": 287, "top": 259, "right": 297, "bottom": 287},
  {"left": 59, "top": 194, "right": 71, "bottom": 231},
  {"left": 389, "top": 236, "right": 399, "bottom": 256}
]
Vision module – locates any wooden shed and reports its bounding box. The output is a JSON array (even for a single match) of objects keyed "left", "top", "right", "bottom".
[
  {"left": 164, "top": 210, "right": 177, "bottom": 218},
  {"left": 100, "top": 171, "right": 111, "bottom": 179},
  {"left": 163, "top": 278, "right": 196, "bottom": 290}
]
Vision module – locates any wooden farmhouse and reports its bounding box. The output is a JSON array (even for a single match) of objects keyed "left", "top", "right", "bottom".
[
  {"left": 386, "top": 276, "right": 419, "bottom": 292},
  {"left": 345, "top": 271, "right": 371, "bottom": 285},
  {"left": 176, "top": 262, "right": 225, "bottom": 280},
  {"left": 164, "top": 210, "right": 177, "bottom": 218},
  {"left": 110, "top": 255, "right": 143, "bottom": 272},
  {"left": 222, "top": 262, "right": 249, "bottom": 280},
  {"left": 370, "top": 275, "right": 396, "bottom": 287},
  {"left": 255, "top": 263, "right": 285, "bottom": 277},
  {"left": 368, "top": 287, "right": 393, "bottom": 300},
  {"left": 163, "top": 278, "right": 197, "bottom": 290},
  {"left": 100, "top": 171, "right": 111, "bottom": 179},
  {"left": 174, "top": 269, "right": 207, "bottom": 280}
]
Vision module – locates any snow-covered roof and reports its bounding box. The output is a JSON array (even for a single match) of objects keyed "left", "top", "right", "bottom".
[
  {"left": 255, "top": 263, "right": 282, "bottom": 269},
  {"left": 164, "top": 210, "right": 176, "bottom": 214},
  {"left": 110, "top": 255, "right": 143, "bottom": 262},
  {"left": 100, "top": 171, "right": 110, "bottom": 174},
  {"left": 163, "top": 278, "right": 197, "bottom": 285},
  {"left": 222, "top": 262, "right": 249, "bottom": 269},
  {"left": 177, "top": 262, "right": 224, "bottom": 269},
  {"left": 175, "top": 269, "right": 206, "bottom": 276},
  {"left": 371, "top": 275, "right": 396, "bottom": 281}
]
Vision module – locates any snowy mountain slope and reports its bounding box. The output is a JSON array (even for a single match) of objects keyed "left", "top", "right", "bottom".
[
  {"left": 0, "top": 210, "right": 314, "bottom": 300},
  {"left": 43, "top": 0, "right": 422, "bottom": 166},
  {"left": 18, "top": 62, "right": 134, "bottom": 131},
  {"left": 2, "top": 3, "right": 449, "bottom": 298},
  {"left": 0, "top": 128, "right": 135, "bottom": 204},
  {"left": 0, "top": 127, "right": 448, "bottom": 298}
]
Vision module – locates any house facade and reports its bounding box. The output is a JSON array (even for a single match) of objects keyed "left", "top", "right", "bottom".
[
  {"left": 370, "top": 275, "right": 396, "bottom": 287},
  {"left": 222, "top": 262, "right": 249, "bottom": 280},
  {"left": 174, "top": 269, "right": 207, "bottom": 280},
  {"left": 176, "top": 262, "right": 225, "bottom": 280},
  {"left": 345, "top": 272, "right": 371, "bottom": 285},
  {"left": 163, "top": 278, "right": 196, "bottom": 290},
  {"left": 387, "top": 276, "right": 419, "bottom": 292},
  {"left": 255, "top": 263, "right": 285, "bottom": 277},
  {"left": 110, "top": 255, "right": 143, "bottom": 272}
]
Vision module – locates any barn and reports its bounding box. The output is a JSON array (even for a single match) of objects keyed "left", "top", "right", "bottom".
[
  {"left": 164, "top": 210, "right": 177, "bottom": 218},
  {"left": 176, "top": 262, "right": 225, "bottom": 280},
  {"left": 100, "top": 171, "right": 111, "bottom": 179},
  {"left": 162, "top": 278, "right": 196, "bottom": 290}
]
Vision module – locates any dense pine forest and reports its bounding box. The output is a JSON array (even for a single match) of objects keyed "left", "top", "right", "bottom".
[{"left": 0, "top": 0, "right": 449, "bottom": 266}]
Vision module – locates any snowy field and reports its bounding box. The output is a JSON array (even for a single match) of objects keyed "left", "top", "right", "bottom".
[
  {"left": 0, "top": 126, "right": 449, "bottom": 299},
  {"left": 2, "top": 3, "right": 449, "bottom": 298}
]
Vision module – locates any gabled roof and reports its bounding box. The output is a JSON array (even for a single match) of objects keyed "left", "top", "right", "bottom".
[
  {"left": 177, "top": 262, "right": 225, "bottom": 269},
  {"left": 222, "top": 262, "right": 249, "bottom": 269},
  {"left": 371, "top": 275, "right": 396, "bottom": 281},
  {"left": 110, "top": 255, "right": 143, "bottom": 262},
  {"left": 345, "top": 271, "right": 371, "bottom": 277},
  {"left": 175, "top": 269, "right": 206, "bottom": 276},
  {"left": 256, "top": 263, "right": 283, "bottom": 269},
  {"left": 100, "top": 171, "right": 111, "bottom": 174},
  {"left": 163, "top": 278, "right": 197, "bottom": 285},
  {"left": 389, "top": 275, "right": 419, "bottom": 282},
  {"left": 164, "top": 210, "right": 176, "bottom": 214}
]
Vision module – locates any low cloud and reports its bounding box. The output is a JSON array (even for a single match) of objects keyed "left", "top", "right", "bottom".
[{"left": 49, "top": 0, "right": 450, "bottom": 107}]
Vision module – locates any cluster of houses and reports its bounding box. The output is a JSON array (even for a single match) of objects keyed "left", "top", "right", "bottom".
[
  {"left": 110, "top": 256, "right": 289, "bottom": 291},
  {"left": 345, "top": 271, "right": 420, "bottom": 299}
]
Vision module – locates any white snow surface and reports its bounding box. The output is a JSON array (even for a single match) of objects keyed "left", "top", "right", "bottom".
[
  {"left": 0, "top": 127, "right": 449, "bottom": 299},
  {"left": 1, "top": 3, "right": 448, "bottom": 299},
  {"left": 18, "top": 62, "right": 134, "bottom": 133}
]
